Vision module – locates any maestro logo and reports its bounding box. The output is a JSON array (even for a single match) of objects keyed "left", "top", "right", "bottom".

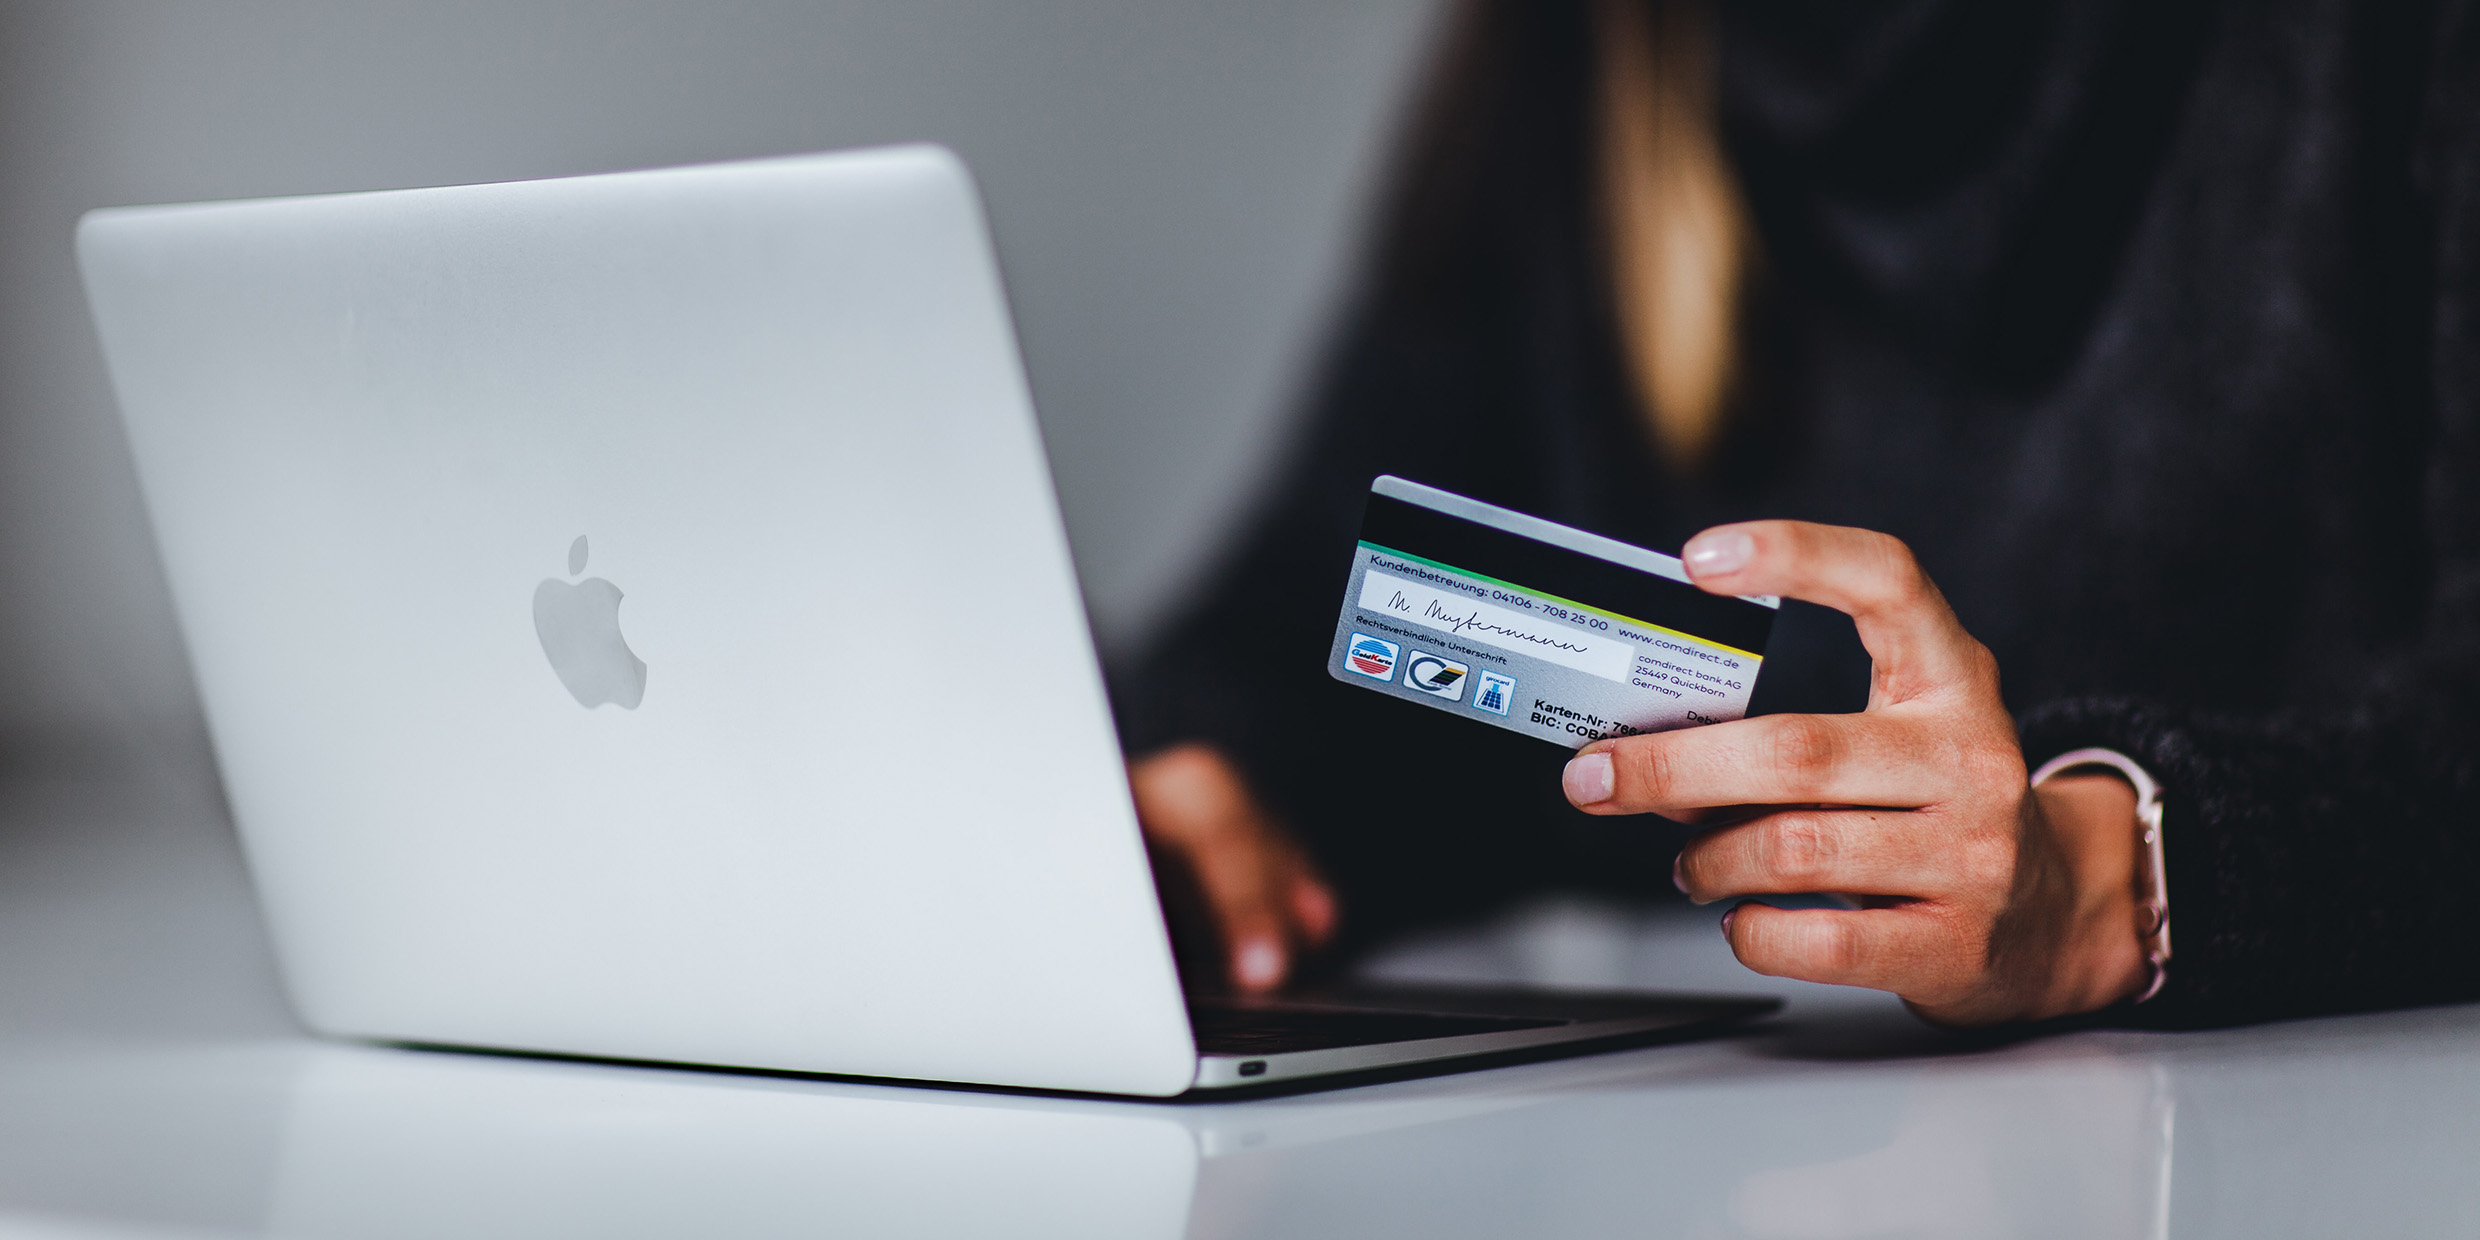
[
  {"left": 1404, "top": 651, "right": 1469, "bottom": 701},
  {"left": 532, "top": 535, "right": 647, "bottom": 710}
]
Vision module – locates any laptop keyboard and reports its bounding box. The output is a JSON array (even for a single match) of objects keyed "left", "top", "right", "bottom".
[{"left": 1188, "top": 1003, "right": 1565, "bottom": 1054}]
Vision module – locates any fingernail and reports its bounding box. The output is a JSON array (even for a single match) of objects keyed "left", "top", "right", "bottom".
[
  {"left": 1672, "top": 852, "right": 1688, "bottom": 894},
  {"left": 1563, "top": 752, "right": 1616, "bottom": 805},
  {"left": 1719, "top": 905, "right": 1740, "bottom": 938},
  {"left": 1683, "top": 529, "right": 1755, "bottom": 578},
  {"left": 1234, "top": 938, "right": 1284, "bottom": 990}
]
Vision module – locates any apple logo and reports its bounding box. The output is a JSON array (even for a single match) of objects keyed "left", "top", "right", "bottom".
[{"left": 532, "top": 535, "right": 647, "bottom": 709}]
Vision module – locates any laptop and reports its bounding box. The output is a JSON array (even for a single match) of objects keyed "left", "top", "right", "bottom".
[{"left": 77, "top": 145, "right": 1774, "bottom": 1096}]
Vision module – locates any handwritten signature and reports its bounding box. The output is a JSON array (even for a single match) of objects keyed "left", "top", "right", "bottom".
[{"left": 1386, "top": 590, "right": 1594, "bottom": 654}]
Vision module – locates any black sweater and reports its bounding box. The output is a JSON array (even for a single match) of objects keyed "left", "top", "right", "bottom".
[{"left": 1116, "top": 0, "right": 2480, "bottom": 1027}]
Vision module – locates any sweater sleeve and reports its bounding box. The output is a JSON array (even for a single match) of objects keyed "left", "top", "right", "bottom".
[{"left": 2016, "top": 3, "right": 2480, "bottom": 1027}]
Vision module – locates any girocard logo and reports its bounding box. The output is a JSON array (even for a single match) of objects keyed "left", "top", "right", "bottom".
[
  {"left": 1345, "top": 633, "right": 1400, "bottom": 680},
  {"left": 1404, "top": 651, "right": 1469, "bottom": 701}
]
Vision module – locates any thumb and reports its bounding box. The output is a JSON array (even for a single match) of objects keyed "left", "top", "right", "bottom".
[{"left": 1681, "top": 520, "right": 1982, "bottom": 703}]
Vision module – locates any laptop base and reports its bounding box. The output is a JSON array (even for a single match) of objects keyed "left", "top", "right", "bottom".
[{"left": 1188, "top": 983, "right": 1780, "bottom": 1091}]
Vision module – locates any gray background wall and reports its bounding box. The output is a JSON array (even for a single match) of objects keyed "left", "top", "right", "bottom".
[
  {"left": 0, "top": 0, "right": 1446, "bottom": 762},
  {"left": 0, "top": 1, "right": 1447, "bottom": 1034}
]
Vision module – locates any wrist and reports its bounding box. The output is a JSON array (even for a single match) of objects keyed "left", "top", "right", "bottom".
[{"left": 2032, "top": 774, "right": 2153, "bottom": 1013}]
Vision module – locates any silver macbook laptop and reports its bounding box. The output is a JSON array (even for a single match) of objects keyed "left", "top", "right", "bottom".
[{"left": 77, "top": 145, "right": 1773, "bottom": 1096}]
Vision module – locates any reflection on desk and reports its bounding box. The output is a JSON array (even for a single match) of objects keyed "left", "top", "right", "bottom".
[
  {"left": 0, "top": 997, "right": 2473, "bottom": 1239},
  {"left": 0, "top": 771, "right": 2469, "bottom": 1240}
]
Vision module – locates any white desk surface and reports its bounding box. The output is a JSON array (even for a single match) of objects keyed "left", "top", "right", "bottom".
[{"left": 0, "top": 763, "right": 2470, "bottom": 1238}]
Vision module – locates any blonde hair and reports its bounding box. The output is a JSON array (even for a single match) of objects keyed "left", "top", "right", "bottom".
[{"left": 1594, "top": 0, "right": 1748, "bottom": 469}]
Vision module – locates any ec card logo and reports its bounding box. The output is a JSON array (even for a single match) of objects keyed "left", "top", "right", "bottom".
[
  {"left": 1403, "top": 651, "right": 1468, "bottom": 701},
  {"left": 1345, "top": 633, "right": 1400, "bottom": 680}
]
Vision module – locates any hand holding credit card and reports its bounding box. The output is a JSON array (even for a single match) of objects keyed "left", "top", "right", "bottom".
[{"left": 1328, "top": 477, "right": 1778, "bottom": 747}]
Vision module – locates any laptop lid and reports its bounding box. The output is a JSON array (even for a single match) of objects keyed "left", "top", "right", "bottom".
[{"left": 78, "top": 146, "right": 1199, "bottom": 1096}]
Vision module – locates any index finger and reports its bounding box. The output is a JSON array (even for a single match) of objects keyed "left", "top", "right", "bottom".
[
  {"left": 1567, "top": 709, "right": 1953, "bottom": 817},
  {"left": 1679, "top": 520, "right": 1985, "bottom": 703}
]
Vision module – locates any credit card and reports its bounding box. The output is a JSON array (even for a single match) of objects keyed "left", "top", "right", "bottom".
[{"left": 1327, "top": 476, "right": 1778, "bottom": 748}]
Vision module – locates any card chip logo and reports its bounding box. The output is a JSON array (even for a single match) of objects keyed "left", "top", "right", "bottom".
[
  {"left": 1472, "top": 670, "right": 1515, "bottom": 716},
  {"left": 1404, "top": 651, "right": 1469, "bottom": 701},
  {"left": 1345, "top": 633, "right": 1400, "bottom": 680}
]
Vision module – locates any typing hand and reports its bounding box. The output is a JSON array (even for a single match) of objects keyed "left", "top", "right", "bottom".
[
  {"left": 1560, "top": 521, "right": 2150, "bottom": 1025},
  {"left": 1129, "top": 743, "right": 1337, "bottom": 994}
]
